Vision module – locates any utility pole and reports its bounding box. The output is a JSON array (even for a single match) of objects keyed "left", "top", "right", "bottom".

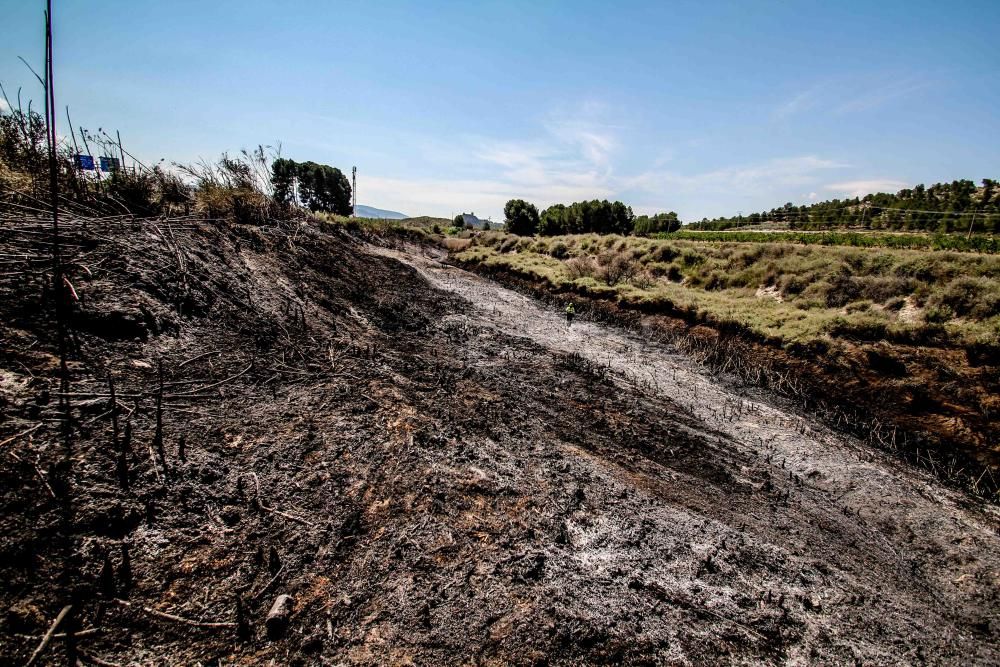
[
  {"left": 352, "top": 166, "right": 357, "bottom": 217},
  {"left": 41, "top": 3, "right": 81, "bottom": 663},
  {"left": 967, "top": 210, "right": 977, "bottom": 240}
]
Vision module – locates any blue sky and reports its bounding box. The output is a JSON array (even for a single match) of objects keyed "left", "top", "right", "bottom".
[{"left": 2, "top": 0, "right": 998, "bottom": 220}]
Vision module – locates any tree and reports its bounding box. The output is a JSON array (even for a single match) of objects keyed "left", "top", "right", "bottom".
[
  {"left": 504, "top": 199, "right": 540, "bottom": 236},
  {"left": 295, "top": 162, "right": 317, "bottom": 209},
  {"left": 269, "top": 159, "right": 352, "bottom": 214},
  {"left": 982, "top": 179, "right": 997, "bottom": 206},
  {"left": 297, "top": 161, "right": 352, "bottom": 214},
  {"left": 271, "top": 158, "right": 297, "bottom": 206},
  {"left": 611, "top": 201, "right": 635, "bottom": 235},
  {"left": 633, "top": 212, "right": 680, "bottom": 236},
  {"left": 537, "top": 200, "right": 636, "bottom": 235},
  {"left": 538, "top": 204, "right": 567, "bottom": 236},
  {"left": 454, "top": 214, "right": 465, "bottom": 227}
]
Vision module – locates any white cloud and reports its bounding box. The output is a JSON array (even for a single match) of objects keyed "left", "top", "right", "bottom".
[
  {"left": 628, "top": 156, "right": 847, "bottom": 196},
  {"left": 474, "top": 141, "right": 547, "bottom": 172},
  {"left": 775, "top": 74, "right": 933, "bottom": 120},
  {"left": 824, "top": 179, "right": 909, "bottom": 198},
  {"left": 622, "top": 156, "right": 850, "bottom": 219},
  {"left": 835, "top": 77, "right": 931, "bottom": 114},
  {"left": 363, "top": 143, "right": 854, "bottom": 221},
  {"left": 475, "top": 138, "right": 610, "bottom": 192},
  {"left": 0, "top": 97, "right": 9, "bottom": 113},
  {"left": 773, "top": 86, "right": 824, "bottom": 120},
  {"left": 359, "top": 173, "right": 614, "bottom": 222},
  {"left": 359, "top": 105, "right": 623, "bottom": 218},
  {"left": 651, "top": 150, "right": 675, "bottom": 168},
  {"left": 546, "top": 122, "right": 616, "bottom": 168},
  {"left": 354, "top": 98, "right": 882, "bottom": 221},
  {"left": 541, "top": 103, "right": 620, "bottom": 170}
]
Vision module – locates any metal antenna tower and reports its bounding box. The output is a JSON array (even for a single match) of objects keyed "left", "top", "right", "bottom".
[{"left": 352, "top": 166, "right": 357, "bottom": 216}]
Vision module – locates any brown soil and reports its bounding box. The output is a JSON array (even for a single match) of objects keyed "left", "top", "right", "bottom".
[{"left": 1, "top": 219, "right": 999, "bottom": 665}]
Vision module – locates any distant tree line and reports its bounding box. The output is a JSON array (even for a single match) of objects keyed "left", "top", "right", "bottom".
[
  {"left": 632, "top": 212, "right": 681, "bottom": 235},
  {"left": 503, "top": 198, "right": 681, "bottom": 237},
  {"left": 272, "top": 158, "right": 352, "bottom": 215},
  {"left": 691, "top": 179, "right": 1000, "bottom": 234}
]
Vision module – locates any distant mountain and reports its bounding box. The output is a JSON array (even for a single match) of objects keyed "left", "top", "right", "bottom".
[{"left": 355, "top": 204, "right": 408, "bottom": 220}]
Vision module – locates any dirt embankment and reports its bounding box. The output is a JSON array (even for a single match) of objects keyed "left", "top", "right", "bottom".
[
  {"left": 1, "top": 219, "right": 999, "bottom": 665},
  {"left": 453, "top": 257, "right": 1000, "bottom": 499}
]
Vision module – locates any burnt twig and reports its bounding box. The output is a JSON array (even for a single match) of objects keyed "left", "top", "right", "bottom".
[
  {"left": 24, "top": 604, "right": 72, "bottom": 667},
  {"left": 112, "top": 599, "right": 236, "bottom": 629}
]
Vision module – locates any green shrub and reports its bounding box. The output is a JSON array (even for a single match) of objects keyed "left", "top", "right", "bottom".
[
  {"left": 795, "top": 299, "right": 826, "bottom": 311},
  {"left": 680, "top": 249, "right": 705, "bottom": 266},
  {"left": 824, "top": 273, "right": 861, "bottom": 307},
  {"left": 924, "top": 305, "right": 953, "bottom": 323},
  {"left": 565, "top": 256, "right": 597, "bottom": 280},
  {"left": 854, "top": 276, "right": 914, "bottom": 303},
  {"left": 550, "top": 241, "right": 569, "bottom": 259},
  {"left": 595, "top": 250, "right": 638, "bottom": 285},
  {"left": 826, "top": 316, "right": 889, "bottom": 341},
  {"left": 925, "top": 277, "right": 1000, "bottom": 319},
  {"left": 883, "top": 296, "right": 906, "bottom": 311},
  {"left": 779, "top": 274, "right": 808, "bottom": 296},
  {"left": 650, "top": 245, "right": 680, "bottom": 263},
  {"left": 631, "top": 271, "right": 655, "bottom": 289}
]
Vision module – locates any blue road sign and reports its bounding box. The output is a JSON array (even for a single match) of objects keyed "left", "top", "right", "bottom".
[
  {"left": 99, "top": 156, "right": 121, "bottom": 172},
  {"left": 76, "top": 154, "right": 95, "bottom": 170}
]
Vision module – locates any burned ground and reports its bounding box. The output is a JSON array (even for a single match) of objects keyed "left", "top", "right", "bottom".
[{"left": 1, "top": 218, "right": 998, "bottom": 665}]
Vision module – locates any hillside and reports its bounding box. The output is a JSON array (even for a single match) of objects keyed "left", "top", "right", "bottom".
[
  {"left": 354, "top": 204, "right": 408, "bottom": 220},
  {"left": 694, "top": 179, "right": 999, "bottom": 232},
  {"left": 1, "top": 216, "right": 999, "bottom": 664}
]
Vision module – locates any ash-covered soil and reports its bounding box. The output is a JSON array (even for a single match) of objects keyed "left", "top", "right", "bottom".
[{"left": 1, "top": 218, "right": 998, "bottom": 665}]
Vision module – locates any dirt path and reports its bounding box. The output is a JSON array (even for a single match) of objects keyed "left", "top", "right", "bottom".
[{"left": 376, "top": 243, "right": 1000, "bottom": 664}]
